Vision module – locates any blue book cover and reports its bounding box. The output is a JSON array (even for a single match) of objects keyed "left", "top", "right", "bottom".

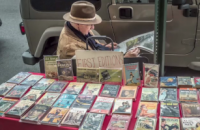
[
  {"left": 53, "top": 94, "right": 77, "bottom": 108},
  {"left": 160, "top": 77, "right": 177, "bottom": 87},
  {"left": 124, "top": 63, "right": 140, "bottom": 86}
]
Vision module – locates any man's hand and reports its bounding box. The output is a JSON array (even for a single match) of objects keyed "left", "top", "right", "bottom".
[
  {"left": 124, "top": 48, "right": 140, "bottom": 58},
  {"left": 105, "top": 42, "right": 118, "bottom": 49}
]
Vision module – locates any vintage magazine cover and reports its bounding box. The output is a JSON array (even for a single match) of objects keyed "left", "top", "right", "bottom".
[
  {"left": 61, "top": 108, "right": 87, "bottom": 127},
  {"left": 20, "top": 75, "right": 43, "bottom": 86},
  {"left": 134, "top": 117, "right": 156, "bottom": 130},
  {"left": 82, "top": 83, "right": 102, "bottom": 95},
  {"left": 90, "top": 97, "right": 114, "bottom": 114},
  {"left": 47, "top": 81, "right": 68, "bottom": 93},
  {"left": 107, "top": 114, "right": 131, "bottom": 130},
  {"left": 160, "top": 102, "right": 180, "bottom": 117},
  {"left": 7, "top": 72, "right": 31, "bottom": 84},
  {"left": 118, "top": 86, "right": 138, "bottom": 99},
  {"left": 136, "top": 102, "right": 157, "bottom": 118},
  {"left": 0, "top": 83, "right": 16, "bottom": 96},
  {"left": 159, "top": 117, "right": 180, "bottom": 130},
  {"left": 194, "top": 77, "right": 200, "bottom": 88},
  {"left": 5, "top": 85, "right": 30, "bottom": 98},
  {"left": 79, "top": 113, "right": 105, "bottom": 130},
  {"left": 41, "top": 107, "right": 69, "bottom": 126},
  {"left": 32, "top": 78, "right": 55, "bottom": 90},
  {"left": 37, "top": 93, "right": 60, "bottom": 106},
  {"left": 159, "top": 88, "right": 178, "bottom": 102},
  {"left": 99, "top": 68, "right": 122, "bottom": 84},
  {"left": 0, "top": 98, "right": 18, "bottom": 116},
  {"left": 141, "top": 88, "right": 158, "bottom": 101},
  {"left": 143, "top": 63, "right": 159, "bottom": 87},
  {"left": 181, "top": 117, "right": 200, "bottom": 130},
  {"left": 181, "top": 103, "right": 200, "bottom": 117},
  {"left": 44, "top": 55, "right": 59, "bottom": 79},
  {"left": 179, "top": 88, "right": 198, "bottom": 102},
  {"left": 63, "top": 82, "right": 85, "bottom": 95},
  {"left": 100, "top": 84, "right": 120, "bottom": 98},
  {"left": 160, "top": 76, "right": 177, "bottom": 88},
  {"left": 77, "top": 68, "right": 99, "bottom": 82},
  {"left": 177, "top": 76, "right": 192, "bottom": 88},
  {"left": 124, "top": 63, "right": 140, "bottom": 86},
  {"left": 53, "top": 94, "right": 77, "bottom": 108},
  {"left": 21, "top": 89, "right": 44, "bottom": 101},
  {"left": 112, "top": 99, "right": 132, "bottom": 114}
]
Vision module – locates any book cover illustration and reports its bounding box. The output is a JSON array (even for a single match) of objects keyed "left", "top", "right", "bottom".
[
  {"left": 37, "top": 93, "right": 60, "bottom": 106},
  {"left": 181, "top": 103, "right": 200, "bottom": 117},
  {"left": 79, "top": 113, "right": 105, "bottom": 130},
  {"left": 100, "top": 84, "right": 120, "bottom": 98},
  {"left": 82, "top": 83, "right": 102, "bottom": 96},
  {"left": 159, "top": 88, "right": 177, "bottom": 102},
  {"left": 57, "top": 59, "right": 74, "bottom": 81},
  {"left": 178, "top": 76, "right": 192, "bottom": 87},
  {"left": 99, "top": 68, "right": 122, "bottom": 83},
  {"left": 0, "top": 98, "right": 18, "bottom": 116},
  {"left": 0, "top": 83, "right": 16, "bottom": 96},
  {"left": 143, "top": 63, "right": 159, "bottom": 87},
  {"left": 107, "top": 114, "right": 131, "bottom": 130},
  {"left": 194, "top": 77, "right": 200, "bottom": 87},
  {"left": 63, "top": 82, "right": 85, "bottom": 95},
  {"left": 90, "top": 97, "right": 114, "bottom": 114},
  {"left": 47, "top": 81, "right": 68, "bottom": 93},
  {"left": 5, "top": 85, "right": 30, "bottom": 98},
  {"left": 118, "top": 86, "right": 138, "bottom": 99},
  {"left": 160, "top": 102, "right": 180, "bottom": 117},
  {"left": 21, "top": 89, "right": 44, "bottom": 101},
  {"left": 141, "top": 88, "right": 158, "bottom": 101},
  {"left": 136, "top": 102, "right": 157, "bottom": 118},
  {"left": 32, "top": 78, "right": 55, "bottom": 91},
  {"left": 71, "top": 94, "right": 96, "bottom": 110},
  {"left": 20, "top": 75, "right": 43, "bottom": 86},
  {"left": 112, "top": 99, "right": 132, "bottom": 114},
  {"left": 181, "top": 118, "right": 200, "bottom": 130},
  {"left": 53, "top": 94, "right": 77, "bottom": 108},
  {"left": 7, "top": 72, "right": 31, "bottom": 84},
  {"left": 41, "top": 107, "right": 69, "bottom": 126},
  {"left": 179, "top": 88, "right": 198, "bottom": 102},
  {"left": 61, "top": 108, "right": 87, "bottom": 126},
  {"left": 159, "top": 117, "right": 180, "bottom": 130},
  {"left": 124, "top": 63, "right": 140, "bottom": 86},
  {"left": 134, "top": 117, "right": 156, "bottom": 130},
  {"left": 160, "top": 76, "right": 177, "bottom": 87},
  {"left": 77, "top": 68, "right": 99, "bottom": 82},
  {"left": 44, "top": 55, "right": 59, "bottom": 79}
]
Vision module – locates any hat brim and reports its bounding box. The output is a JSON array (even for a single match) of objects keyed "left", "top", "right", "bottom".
[{"left": 63, "top": 13, "right": 102, "bottom": 25}]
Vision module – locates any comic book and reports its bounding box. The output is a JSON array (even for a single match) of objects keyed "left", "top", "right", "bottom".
[
  {"left": 41, "top": 107, "right": 69, "bottom": 126},
  {"left": 99, "top": 68, "right": 122, "bottom": 84},
  {"left": 46, "top": 81, "right": 68, "bottom": 93},
  {"left": 0, "top": 83, "right": 16, "bottom": 96},
  {"left": 177, "top": 76, "right": 192, "bottom": 88},
  {"left": 112, "top": 99, "right": 132, "bottom": 114},
  {"left": 136, "top": 102, "right": 157, "bottom": 118},
  {"left": 179, "top": 88, "right": 198, "bottom": 102},
  {"left": 194, "top": 77, "right": 200, "bottom": 88},
  {"left": 141, "top": 88, "right": 158, "bottom": 101},
  {"left": 82, "top": 83, "right": 102, "bottom": 96},
  {"left": 5, "top": 85, "right": 31, "bottom": 98},
  {"left": 32, "top": 78, "right": 56, "bottom": 91},
  {"left": 181, "top": 103, "right": 200, "bottom": 117},
  {"left": 44, "top": 55, "right": 59, "bottom": 79},
  {"left": 79, "top": 113, "right": 105, "bottom": 130},
  {"left": 77, "top": 68, "right": 99, "bottom": 82},
  {"left": 181, "top": 117, "right": 200, "bottom": 130},
  {"left": 100, "top": 84, "right": 120, "bottom": 98},
  {"left": 90, "top": 97, "right": 114, "bottom": 114},
  {"left": 7, "top": 72, "right": 31, "bottom": 84},
  {"left": 21, "top": 89, "right": 44, "bottom": 101},
  {"left": 61, "top": 108, "right": 87, "bottom": 127},
  {"left": 143, "top": 63, "right": 159, "bottom": 87},
  {"left": 118, "top": 86, "right": 138, "bottom": 99},
  {"left": 134, "top": 117, "right": 156, "bottom": 130},
  {"left": 160, "top": 102, "right": 180, "bottom": 117},
  {"left": 159, "top": 88, "right": 178, "bottom": 102},
  {"left": 124, "top": 63, "right": 140, "bottom": 86},
  {"left": 160, "top": 77, "right": 177, "bottom": 88},
  {"left": 159, "top": 117, "right": 180, "bottom": 130},
  {"left": 107, "top": 114, "right": 131, "bottom": 130},
  {"left": 63, "top": 82, "right": 85, "bottom": 95},
  {"left": 20, "top": 75, "right": 43, "bottom": 86},
  {"left": 0, "top": 98, "right": 18, "bottom": 116},
  {"left": 37, "top": 93, "right": 60, "bottom": 106},
  {"left": 53, "top": 94, "right": 77, "bottom": 108}
]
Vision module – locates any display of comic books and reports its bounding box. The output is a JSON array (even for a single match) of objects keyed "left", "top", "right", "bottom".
[
  {"left": 100, "top": 84, "right": 120, "bottom": 98},
  {"left": 77, "top": 68, "right": 99, "bottom": 82},
  {"left": 0, "top": 83, "right": 16, "bottom": 96},
  {"left": 7, "top": 72, "right": 31, "bottom": 84},
  {"left": 134, "top": 117, "right": 156, "bottom": 130},
  {"left": 82, "top": 83, "right": 102, "bottom": 96},
  {"left": 20, "top": 75, "right": 43, "bottom": 86},
  {"left": 181, "top": 117, "right": 200, "bottom": 130},
  {"left": 141, "top": 88, "right": 158, "bottom": 101},
  {"left": 21, "top": 89, "right": 44, "bottom": 101},
  {"left": 124, "top": 63, "right": 140, "bottom": 86},
  {"left": 136, "top": 102, "right": 158, "bottom": 118},
  {"left": 79, "top": 113, "right": 105, "bottom": 130},
  {"left": 44, "top": 55, "right": 59, "bottom": 79},
  {"left": 194, "top": 77, "right": 200, "bottom": 88},
  {"left": 99, "top": 68, "right": 122, "bottom": 84},
  {"left": 177, "top": 76, "right": 192, "bottom": 88},
  {"left": 90, "top": 97, "right": 114, "bottom": 114},
  {"left": 41, "top": 107, "right": 69, "bottom": 126},
  {"left": 160, "top": 77, "right": 177, "bottom": 88},
  {"left": 179, "top": 88, "right": 198, "bottom": 102},
  {"left": 160, "top": 102, "right": 180, "bottom": 117},
  {"left": 118, "top": 86, "right": 138, "bottom": 100},
  {"left": 57, "top": 59, "right": 74, "bottom": 81},
  {"left": 107, "top": 114, "right": 131, "bottom": 130},
  {"left": 37, "top": 93, "right": 60, "bottom": 106},
  {"left": 112, "top": 99, "right": 132, "bottom": 114},
  {"left": 53, "top": 94, "right": 77, "bottom": 108},
  {"left": 0, "top": 98, "right": 18, "bottom": 116},
  {"left": 181, "top": 103, "right": 200, "bottom": 117},
  {"left": 159, "top": 117, "right": 180, "bottom": 130},
  {"left": 61, "top": 108, "right": 87, "bottom": 127},
  {"left": 63, "top": 82, "right": 85, "bottom": 95},
  {"left": 46, "top": 81, "right": 68, "bottom": 93},
  {"left": 5, "top": 85, "right": 31, "bottom": 98},
  {"left": 159, "top": 88, "right": 178, "bottom": 102},
  {"left": 32, "top": 78, "right": 56, "bottom": 91},
  {"left": 143, "top": 63, "right": 159, "bottom": 87}
]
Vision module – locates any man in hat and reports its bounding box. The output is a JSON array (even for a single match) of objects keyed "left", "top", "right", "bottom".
[{"left": 57, "top": 1, "right": 140, "bottom": 59}]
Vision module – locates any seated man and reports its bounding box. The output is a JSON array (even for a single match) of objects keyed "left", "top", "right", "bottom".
[{"left": 57, "top": 1, "right": 140, "bottom": 59}]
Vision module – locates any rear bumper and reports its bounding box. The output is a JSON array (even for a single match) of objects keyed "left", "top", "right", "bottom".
[{"left": 22, "top": 50, "right": 39, "bottom": 65}]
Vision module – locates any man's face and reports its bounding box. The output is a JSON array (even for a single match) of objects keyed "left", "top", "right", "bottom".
[{"left": 79, "top": 24, "right": 95, "bottom": 35}]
